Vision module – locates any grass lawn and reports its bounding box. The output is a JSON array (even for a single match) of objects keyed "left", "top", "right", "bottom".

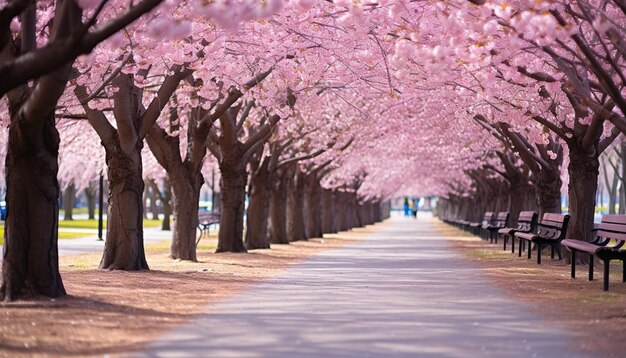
[
  {"left": 60, "top": 208, "right": 100, "bottom": 215},
  {"left": 58, "top": 219, "right": 161, "bottom": 229},
  {"left": 0, "top": 219, "right": 162, "bottom": 245},
  {"left": 0, "top": 227, "right": 93, "bottom": 245}
]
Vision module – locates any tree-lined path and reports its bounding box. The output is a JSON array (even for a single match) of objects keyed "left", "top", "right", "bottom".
[{"left": 140, "top": 215, "right": 585, "bottom": 358}]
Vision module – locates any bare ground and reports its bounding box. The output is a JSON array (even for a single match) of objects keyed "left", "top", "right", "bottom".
[
  {"left": 436, "top": 222, "right": 626, "bottom": 358},
  {"left": 0, "top": 226, "right": 378, "bottom": 358}
]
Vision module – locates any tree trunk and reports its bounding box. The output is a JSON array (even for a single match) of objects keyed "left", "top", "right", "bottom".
[
  {"left": 305, "top": 178, "right": 322, "bottom": 238},
  {"left": 564, "top": 144, "right": 599, "bottom": 263},
  {"left": 321, "top": 189, "right": 336, "bottom": 234},
  {"left": 63, "top": 183, "right": 75, "bottom": 221},
  {"left": 269, "top": 168, "right": 290, "bottom": 244},
  {"left": 161, "top": 179, "right": 172, "bottom": 231},
  {"left": 150, "top": 183, "right": 159, "bottom": 220},
  {"left": 535, "top": 169, "right": 562, "bottom": 216},
  {"left": 508, "top": 180, "right": 525, "bottom": 226},
  {"left": 287, "top": 170, "right": 307, "bottom": 242},
  {"left": 85, "top": 184, "right": 97, "bottom": 220},
  {"left": 1, "top": 112, "right": 66, "bottom": 300},
  {"left": 170, "top": 172, "right": 202, "bottom": 260},
  {"left": 142, "top": 180, "right": 150, "bottom": 220},
  {"left": 335, "top": 191, "right": 348, "bottom": 231},
  {"left": 217, "top": 165, "right": 247, "bottom": 253},
  {"left": 100, "top": 135, "right": 148, "bottom": 270},
  {"left": 246, "top": 162, "right": 272, "bottom": 249}
]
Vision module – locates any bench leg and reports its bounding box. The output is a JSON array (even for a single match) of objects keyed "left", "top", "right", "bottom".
[
  {"left": 527, "top": 242, "right": 532, "bottom": 260},
  {"left": 557, "top": 245, "right": 562, "bottom": 260},
  {"left": 623, "top": 261, "right": 626, "bottom": 283},
  {"left": 503, "top": 235, "right": 507, "bottom": 251},
  {"left": 511, "top": 235, "right": 515, "bottom": 253},
  {"left": 589, "top": 255, "right": 594, "bottom": 281},
  {"left": 550, "top": 245, "right": 555, "bottom": 259},
  {"left": 518, "top": 239, "right": 523, "bottom": 257},
  {"left": 494, "top": 232, "right": 498, "bottom": 244},
  {"left": 537, "top": 243, "right": 541, "bottom": 264},
  {"left": 571, "top": 250, "right": 576, "bottom": 279},
  {"left": 604, "top": 259, "right": 610, "bottom": 291}
]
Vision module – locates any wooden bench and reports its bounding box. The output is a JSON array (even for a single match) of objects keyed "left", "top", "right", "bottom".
[
  {"left": 196, "top": 211, "right": 220, "bottom": 247},
  {"left": 561, "top": 215, "right": 626, "bottom": 291},
  {"left": 469, "top": 212, "right": 494, "bottom": 237},
  {"left": 514, "top": 213, "right": 569, "bottom": 264},
  {"left": 483, "top": 211, "right": 510, "bottom": 243},
  {"left": 498, "top": 211, "right": 538, "bottom": 252}
]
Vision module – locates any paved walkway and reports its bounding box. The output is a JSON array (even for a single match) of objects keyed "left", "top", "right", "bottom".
[{"left": 140, "top": 214, "right": 586, "bottom": 358}]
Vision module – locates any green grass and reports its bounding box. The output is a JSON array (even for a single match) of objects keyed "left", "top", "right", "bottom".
[
  {"left": 574, "top": 292, "right": 622, "bottom": 303},
  {"left": 466, "top": 250, "right": 513, "bottom": 260},
  {"left": 0, "top": 227, "right": 93, "bottom": 245},
  {"left": 58, "top": 219, "right": 161, "bottom": 229},
  {"left": 60, "top": 208, "right": 100, "bottom": 215},
  {"left": 0, "top": 219, "right": 162, "bottom": 245}
]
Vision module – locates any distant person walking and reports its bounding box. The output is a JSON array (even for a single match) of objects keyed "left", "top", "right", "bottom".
[
  {"left": 403, "top": 198, "right": 410, "bottom": 217},
  {"left": 412, "top": 197, "right": 420, "bottom": 219}
]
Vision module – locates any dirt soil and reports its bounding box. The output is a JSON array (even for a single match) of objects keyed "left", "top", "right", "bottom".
[
  {"left": 436, "top": 222, "right": 626, "bottom": 358},
  {"left": 0, "top": 226, "right": 377, "bottom": 358}
]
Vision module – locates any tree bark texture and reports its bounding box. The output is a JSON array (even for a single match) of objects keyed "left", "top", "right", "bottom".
[
  {"left": 100, "top": 135, "right": 149, "bottom": 270},
  {"left": 246, "top": 160, "right": 272, "bottom": 249},
  {"left": 85, "top": 184, "right": 97, "bottom": 220},
  {"left": 161, "top": 179, "right": 172, "bottom": 231},
  {"left": 564, "top": 144, "right": 600, "bottom": 263},
  {"left": 63, "top": 182, "right": 75, "bottom": 221},
  {"left": 535, "top": 168, "right": 562, "bottom": 216},
  {"left": 169, "top": 172, "right": 202, "bottom": 260},
  {"left": 217, "top": 164, "right": 247, "bottom": 253},
  {"left": 321, "top": 189, "right": 336, "bottom": 234},
  {"left": 1, "top": 112, "right": 66, "bottom": 300},
  {"left": 305, "top": 178, "right": 323, "bottom": 238},
  {"left": 287, "top": 170, "right": 307, "bottom": 242},
  {"left": 269, "top": 167, "right": 291, "bottom": 244}
]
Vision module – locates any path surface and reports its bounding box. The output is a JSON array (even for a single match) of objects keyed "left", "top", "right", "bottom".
[{"left": 140, "top": 215, "right": 586, "bottom": 358}]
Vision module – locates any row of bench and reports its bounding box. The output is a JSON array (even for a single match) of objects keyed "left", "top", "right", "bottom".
[
  {"left": 196, "top": 211, "right": 221, "bottom": 247},
  {"left": 443, "top": 212, "right": 626, "bottom": 291}
]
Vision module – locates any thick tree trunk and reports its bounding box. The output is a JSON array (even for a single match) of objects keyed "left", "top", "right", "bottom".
[
  {"left": 246, "top": 163, "right": 272, "bottom": 249},
  {"left": 374, "top": 201, "right": 384, "bottom": 223},
  {"left": 564, "top": 145, "right": 599, "bottom": 263},
  {"left": 269, "top": 168, "right": 290, "bottom": 244},
  {"left": 305, "top": 178, "right": 322, "bottom": 238},
  {"left": 100, "top": 136, "right": 148, "bottom": 270},
  {"left": 609, "top": 184, "right": 617, "bottom": 215},
  {"left": 287, "top": 170, "right": 307, "bottom": 242},
  {"left": 535, "top": 169, "right": 562, "bottom": 216},
  {"left": 620, "top": 142, "right": 626, "bottom": 214},
  {"left": 63, "top": 183, "right": 75, "bottom": 221},
  {"left": 161, "top": 179, "right": 172, "bottom": 231},
  {"left": 149, "top": 183, "right": 159, "bottom": 220},
  {"left": 217, "top": 165, "right": 247, "bottom": 253},
  {"left": 170, "top": 172, "right": 202, "bottom": 260},
  {"left": 142, "top": 180, "right": 150, "bottom": 220},
  {"left": 508, "top": 181, "right": 525, "bottom": 227},
  {"left": 321, "top": 189, "right": 336, "bottom": 234},
  {"left": 336, "top": 191, "right": 349, "bottom": 231},
  {"left": 85, "top": 185, "right": 97, "bottom": 220},
  {"left": 1, "top": 113, "right": 66, "bottom": 300},
  {"left": 349, "top": 192, "right": 360, "bottom": 228}
]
